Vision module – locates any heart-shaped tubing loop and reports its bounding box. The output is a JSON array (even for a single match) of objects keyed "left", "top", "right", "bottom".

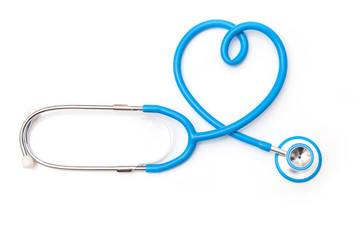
[
  {"left": 145, "top": 20, "right": 287, "bottom": 172},
  {"left": 173, "top": 20, "right": 288, "bottom": 151}
]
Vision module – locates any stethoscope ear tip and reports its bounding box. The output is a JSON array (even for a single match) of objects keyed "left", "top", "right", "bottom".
[
  {"left": 275, "top": 136, "right": 322, "bottom": 183},
  {"left": 22, "top": 155, "right": 36, "bottom": 168}
]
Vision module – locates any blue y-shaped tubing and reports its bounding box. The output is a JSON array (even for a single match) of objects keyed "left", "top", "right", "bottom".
[{"left": 145, "top": 19, "right": 287, "bottom": 172}]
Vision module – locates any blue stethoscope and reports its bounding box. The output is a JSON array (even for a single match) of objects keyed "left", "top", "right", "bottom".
[{"left": 20, "top": 19, "right": 321, "bottom": 182}]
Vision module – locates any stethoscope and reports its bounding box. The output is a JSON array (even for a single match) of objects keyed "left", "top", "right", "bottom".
[{"left": 19, "top": 19, "right": 322, "bottom": 182}]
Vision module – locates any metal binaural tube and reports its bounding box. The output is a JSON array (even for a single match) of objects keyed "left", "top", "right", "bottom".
[{"left": 19, "top": 104, "right": 145, "bottom": 171}]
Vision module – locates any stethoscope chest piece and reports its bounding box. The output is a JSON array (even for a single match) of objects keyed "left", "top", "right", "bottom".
[{"left": 275, "top": 136, "right": 322, "bottom": 183}]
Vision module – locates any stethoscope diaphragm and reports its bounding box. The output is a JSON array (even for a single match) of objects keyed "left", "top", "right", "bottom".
[{"left": 275, "top": 136, "right": 322, "bottom": 182}]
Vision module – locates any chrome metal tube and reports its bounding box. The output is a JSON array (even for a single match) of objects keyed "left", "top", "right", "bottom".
[
  {"left": 270, "top": 146, "right": 287, "bottom": 157},
  {"left": 19, "top": 104, "right": 145, "bottom": 171}
]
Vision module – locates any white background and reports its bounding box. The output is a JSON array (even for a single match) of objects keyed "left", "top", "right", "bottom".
[{"left": 1, "top": 0, "right": 359, "bottom": 239}]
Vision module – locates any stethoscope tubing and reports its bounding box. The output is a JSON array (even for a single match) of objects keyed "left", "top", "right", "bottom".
[
  {"left": 173, "top": 20, "right": 287, "bottom": 151},
  {"left": 146, "top": 20, "right": 288, "bottom": 172}
]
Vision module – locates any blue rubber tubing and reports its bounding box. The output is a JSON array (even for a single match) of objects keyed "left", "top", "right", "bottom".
[
  {"left": 173, "top": 19, "right": 288, "bottom": 151},
  {"left": 144, "top": 105, "right": 198, "bottom": 172},
  {"left": 145, "top": 19, "right": 288, "bottom": 172}
]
